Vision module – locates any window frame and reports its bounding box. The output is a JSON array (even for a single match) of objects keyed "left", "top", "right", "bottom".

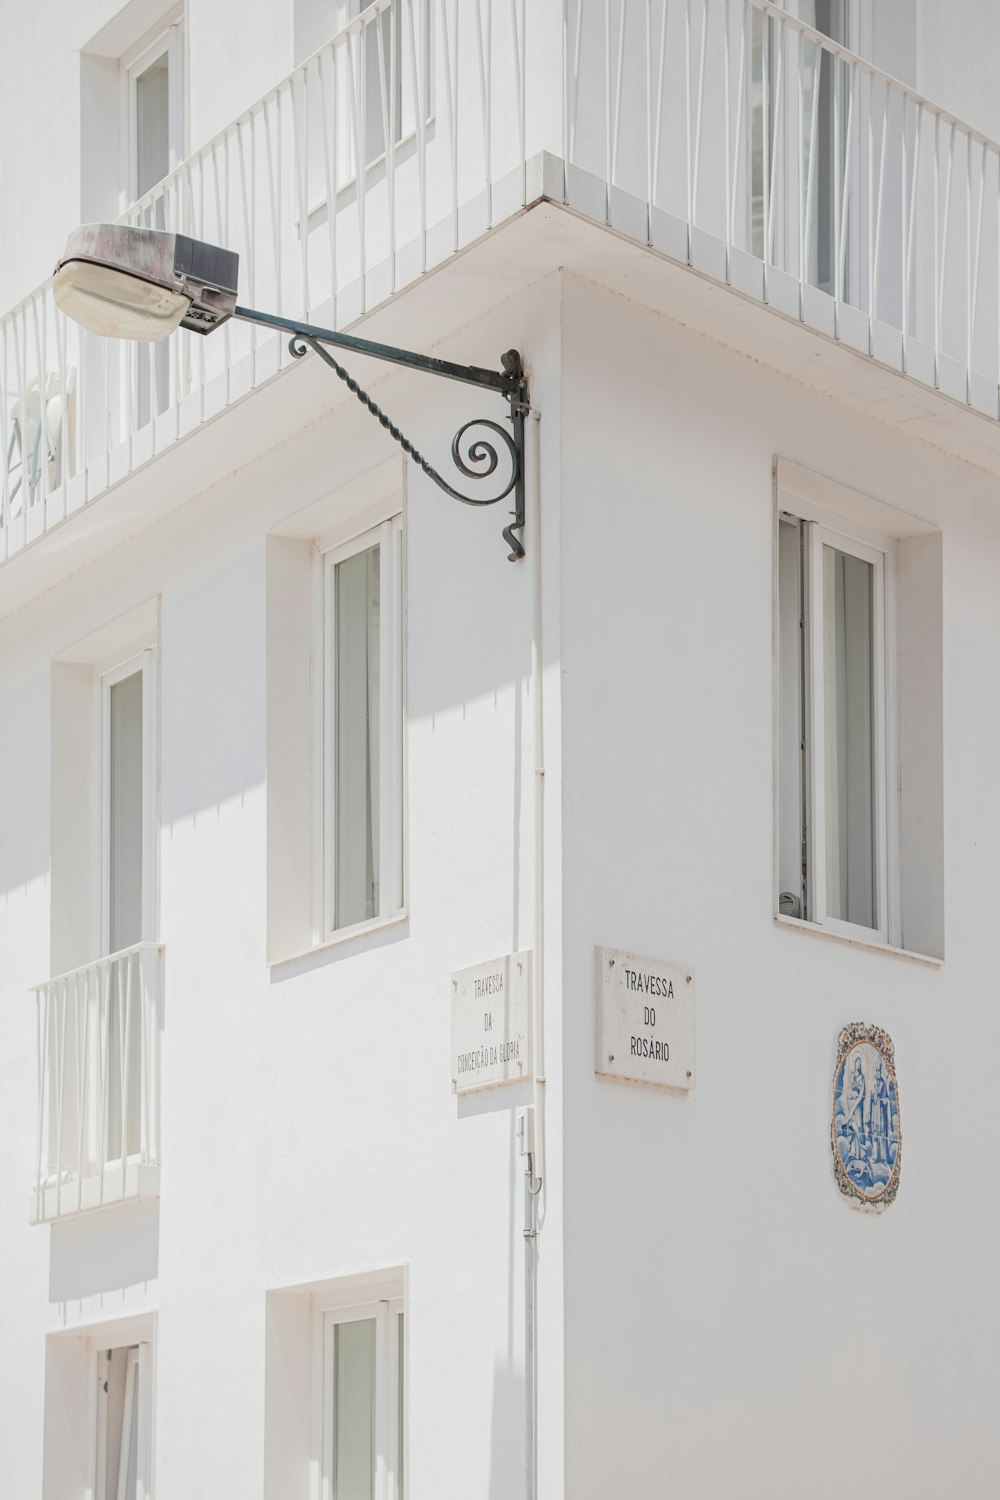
[
  {"left": 775, "top": 498, "right": 899, "bottom": 948},
  {"left": 312, "top": 1296, "right": 404, "bottom": 1500},
  {"left": 120, "top": 14, "right": 186, "bottom": 206},
  {"left": 90, "top": 1337, "right": 153, "bottom": 1500},
  {"left": 98, "top": 648, "right": 158, "bottom": 959},
  {"left": 314, "top": 512, "right": 405, "bottom": 946}
]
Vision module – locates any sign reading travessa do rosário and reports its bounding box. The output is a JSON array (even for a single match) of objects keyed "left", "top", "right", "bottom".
[
  {"left": 595, "top": 946, "right": 695, "bottom": 1090},
  {"left": 451, "top": 951, "right": 533, "bottom": 1094}
]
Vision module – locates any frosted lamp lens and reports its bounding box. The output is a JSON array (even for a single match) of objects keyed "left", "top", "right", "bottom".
[{"left": 53, "top": 260, "right": 189, "bottom": 341}]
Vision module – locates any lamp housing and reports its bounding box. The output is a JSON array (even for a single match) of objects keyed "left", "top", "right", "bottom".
[{"left": 53, "top": 224, "right": 238, "bottom": 342}]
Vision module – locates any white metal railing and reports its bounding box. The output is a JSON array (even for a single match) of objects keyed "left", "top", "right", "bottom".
[
  {"left": 6, "top": 1, "right": 1000, "bottom": 570},
  {"left": 31, "top": 944, "right": 163, "bottom": 1223},
  {"left": 564, "top": 0, "right": 1000, "bottom": 404},
  {"left": 0, "top": 0, "right": 529, "bottom": 563}
]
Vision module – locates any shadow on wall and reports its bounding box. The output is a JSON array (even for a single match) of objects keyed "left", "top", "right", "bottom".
[
  {"left": 489, "top": 1358, "right": 526, "bottom": 1500},
  {"left": 49, "top": 1199, "right": 159, "bottom": 1307}
]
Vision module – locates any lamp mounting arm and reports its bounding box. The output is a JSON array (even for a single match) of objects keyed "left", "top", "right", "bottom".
[{"left": 234, "top": 306, "right": 528, "bottom": 560}]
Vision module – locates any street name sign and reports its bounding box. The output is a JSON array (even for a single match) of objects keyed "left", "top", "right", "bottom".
[
  {"left": 451, "top": 951, "right": 533, "bottom": 1094},
  {"left": 595, "top": 946, "right": 695, "bottom": 1090}
]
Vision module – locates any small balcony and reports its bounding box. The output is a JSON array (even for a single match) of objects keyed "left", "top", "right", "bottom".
[
  {"left": 4, "top": 1, "right": 1000, "bottom": 583},
  {"left": 30, "top": 943, "right": 163, "bottom": 1225}
]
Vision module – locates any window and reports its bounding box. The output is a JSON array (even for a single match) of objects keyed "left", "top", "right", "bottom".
[
  {"left": 43, "top": 1317, "right": 155, "bottom": 1500},
  {"left": 38, "top": 609, "right": 162, "bottom": 1223},
  {"left": 777, "top": 514, "right": 888, "bottom": 937},
  {"left": 123, "top": 21, "right": 184, "bottom": 203},
  {"left": 775, "top": 460, "right": 943, "bottom": 958},
  {"left": 263, "top": 1267, "right": 405, "bottom": 1500},
  {"left": 265, "top": 467, "right": 405, "bottom": 964},
  {"left": 95, "top": 1343, "right": 153, "bottom": 1500},
  {"left": 320, "top": 1301, "right": 404, "bottom": 1500},
  {"left": 321, "top": 521, "right": 404, "bottom": 937}
]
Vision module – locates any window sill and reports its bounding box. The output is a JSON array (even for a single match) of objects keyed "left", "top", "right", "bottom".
[
  {"left": 269, "top": 910, "right": 409, "bottom": 972},
  {"left": 773, "top": 913, "right": 943, "bottom": 968}
]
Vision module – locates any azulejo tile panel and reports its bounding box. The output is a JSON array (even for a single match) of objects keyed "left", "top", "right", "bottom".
[{"left": 831, "top": 1023, "right": 901, "bottom": 1212}]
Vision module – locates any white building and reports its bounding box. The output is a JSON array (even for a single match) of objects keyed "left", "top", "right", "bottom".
[{"left": 1, "top": 1, "right": 998, "bottom": 1495}]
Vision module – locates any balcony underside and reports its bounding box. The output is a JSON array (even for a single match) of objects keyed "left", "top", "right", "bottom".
[{"left": 4, "top": 182, "right": 1000, "bottom": 619}]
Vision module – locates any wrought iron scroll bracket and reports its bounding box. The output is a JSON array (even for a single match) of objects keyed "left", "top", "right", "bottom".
[{"left": 233, "top": 306, "right": 529, "bottom": 560}]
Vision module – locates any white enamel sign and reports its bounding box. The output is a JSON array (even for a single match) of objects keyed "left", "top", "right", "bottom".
[
  {"left": 595, "top": 946, "right": 695, "bottom": 1090},
  {"left": 451, "top": 951, "right": 533, "bottom": 1094}
]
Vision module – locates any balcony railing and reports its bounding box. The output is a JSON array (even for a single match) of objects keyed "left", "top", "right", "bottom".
[
  {"left": 0, "top": 0, "right": 531, "bottom": 563},
  {"left": 5, "top": 0, "right": 1000, "bottom": 572},
  {"left": 563, "top": 0, "right": 1000, "bottom": 411},
  {"left": 31, "top": 943, "right": 163, "bottom": 1224}
]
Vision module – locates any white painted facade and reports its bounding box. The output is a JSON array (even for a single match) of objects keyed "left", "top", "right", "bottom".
[{"left": 1, "top": 3, "right": 999, "bottom": 1497}]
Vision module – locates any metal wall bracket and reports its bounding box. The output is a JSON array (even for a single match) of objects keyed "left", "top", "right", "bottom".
[{"left": 234, "top": 306, "right": 529, "bottom": 560}]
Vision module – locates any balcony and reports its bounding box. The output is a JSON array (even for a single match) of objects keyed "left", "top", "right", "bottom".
[
  {"left": 4, "top": 0, "right": 1000, "bottom": 583},
  {"left": 30, "top": 944, "right": 163, "bottom": 1224}
]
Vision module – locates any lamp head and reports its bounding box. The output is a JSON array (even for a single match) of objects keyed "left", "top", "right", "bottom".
[{"left": 53, "top": 224, "right": 238, "bottom": 341}]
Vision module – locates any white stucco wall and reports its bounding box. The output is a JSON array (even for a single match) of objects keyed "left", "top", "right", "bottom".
[
  {"left": 557, "top": 270, "right": 999, "bottom": 1498},
  {"left": 0, "top": 275, "right": 566, "bottom": 1499}
]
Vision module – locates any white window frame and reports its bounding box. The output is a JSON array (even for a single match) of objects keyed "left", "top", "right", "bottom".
[
  {"left": 91, "top": 1338, "right": 153, "bottom": 1500},
  {"left": 311, "top": 1297, "right": 404, "bottom": 1500},
  {"left": 776, "top": 502, "right": 898, "bottom": 947},
  {"left": 314, "top": 513, "right": 405, "bottom": 945},
  {"left": 120, "top": 14, "right": 185, "bottom": 205},
  {"left": 99, "top": 648, "right": 158, "bottom": 958}
]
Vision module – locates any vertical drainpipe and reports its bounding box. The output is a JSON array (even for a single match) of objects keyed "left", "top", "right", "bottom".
[{"left": 525, "top": 406, "right": 544, "bottom": 1500}]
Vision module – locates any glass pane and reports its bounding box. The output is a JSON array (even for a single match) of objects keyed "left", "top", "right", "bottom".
[
  {"left": 333, "top": 545, "right": 380, "bottom": 930},
  {"left": 135, "top": 52, "right": 170, "bottom": 197},
  {"left": 333, "top": 1318, "right": 376, "bottom": 1500},
  {"left": 109, "top": 671, "right": 144, "bottom": 952},
  {"left": 777, "top": 519, "right": 805, "bottom": 916},
  {"left": 107, "top": 671, "right": 143, "bottom": 1161},
  {"left": 823, "top": 545, "right": 876, "bottom": 928}
]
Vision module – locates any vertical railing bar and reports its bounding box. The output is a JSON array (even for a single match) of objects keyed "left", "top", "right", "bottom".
[
  {"left": 685, "top": 0, "right": 693, "bottom": 236},
  {"left": 141, "top": 951, "right": 151, "bottom": 1165},
  {"left": 969, "top": 138, "right": 986, "bottom": 389},
  {"left": 54, "top": 980, "right": 67, "bottom": 1219},
  {"left": 937, "top": 121, "right": 955, "bottom": 383},
  {"left": 833, "top": 44, "right": 841, "bottom": 304},
  {"left": 653, "top": 0, "right": 669, "bottom": 206},
  {"left": 120, "top": 954, "right": 132, "bottom": 1195},
  {"left": 292, "top": 69, "right": 312, "bottom": 318},
  {"left": 796, "top": 20, "right": 803, "bottom": 285},
  {"left": 474, "top": 0, "right": 493, "bottom": 224},
  {"left": 872, "top": 78, "right": 888, "bottom": 324},
  {"left": 35, "top": 989, "right": 49, "bottom": 1222},
  {"left": 54, "top": 288, "right": 70, "bottom": 500},
  {"left": 761, "top": 7, "right": 770, "bottom": 275},
  {"left": 729, "top": 3, "right": 747, "bottom": 249},
  {"left": 387, "top": 0, "right": 398, "bottom": 279},
  {"left": 611, "top": 0, "right": 627, "bottom": 187},
  {"left": 75, "top": 972, "right": 87, "bottom": 1212},
  {"left": 802, "top": 37, "right": 820, "bottom": 285},
  {"left": 837, "top": 60, "right": 856, "bottom": 306},
  {"left": 99, "top": 959, "right": 111, "bottom": 1204},
  {"left": 437, "top": 0, "right": 458, "bottom": 250},
  {"left": 766, "top": 14, "right": 783, "bottom": 267},
  {"left": 692, "top": 0, "right": 710, "bottom": 229},
  {"left": 569, "top": 0, "right": 585, "bottom": 163},
  {"left": 406, "top": 0, "right": 428, "bottom": 269},
  {"left": 319, "top": 46, "right": 339, "bottom": 318},
  {"left": 646, "top": 0, "right": 654, "bottom": 215},
  {"left": 604, "top": 0, "right": 612, "bottom": 210}
]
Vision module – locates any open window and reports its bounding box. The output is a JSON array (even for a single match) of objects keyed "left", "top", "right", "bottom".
[
  {"left": 43, "top": 1317, "right": 155, "bottom": 1500},
  {"left": 775, "top": 460, "right": 943, "bottom": 959}
]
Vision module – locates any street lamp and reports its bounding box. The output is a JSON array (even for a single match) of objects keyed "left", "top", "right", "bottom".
[{"left": 54, "top": 223, "right": 528, "bottom": 559}]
